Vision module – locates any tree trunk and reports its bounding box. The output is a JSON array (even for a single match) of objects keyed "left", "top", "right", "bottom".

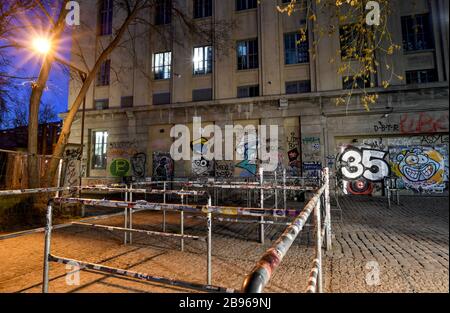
[
  {"left": 27, "top": 1, "right": 69, "bottom": 188},
  {"left": 46, "top": 6, "right": 140, "bottom": 184}
]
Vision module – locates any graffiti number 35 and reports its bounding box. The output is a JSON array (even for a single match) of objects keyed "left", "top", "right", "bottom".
[{"left": 340, "top": 149, "right": 389, "bottom": 182}]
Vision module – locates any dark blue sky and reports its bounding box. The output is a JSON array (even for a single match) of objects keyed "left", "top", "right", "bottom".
[{"left": 13, "top": 47, "right": 70, "bottom": 116}]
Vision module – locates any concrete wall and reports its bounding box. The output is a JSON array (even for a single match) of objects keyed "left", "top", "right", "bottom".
[{"left": 67, "top": 0, "right": 449, "bottom": 194}]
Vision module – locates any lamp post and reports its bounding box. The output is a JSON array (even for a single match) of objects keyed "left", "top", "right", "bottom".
[{"left": 30, "top": 37, "right": 88, "bottom": 190}]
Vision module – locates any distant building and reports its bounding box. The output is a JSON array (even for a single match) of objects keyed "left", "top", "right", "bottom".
[{"left": 68, "top": 0, "right": 448, "bottom": 194}]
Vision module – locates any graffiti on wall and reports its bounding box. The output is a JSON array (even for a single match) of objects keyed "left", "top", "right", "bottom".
[
  {"left": 337, "top": 146, "right": 390, "bottom": 195},
  {"left": 192, "top": 158, "right": 215, "bottom": 177},
  {"left": 63, "top": 146, "right": 82, "bottom": 192},
  {"left": 302, "top": 162, "right": 322, "bottom": 178},
  {"left": 108, "top": 141, "right": 139, "bottom": 158},
  {"left": 400, "top": 113, "right": 449, "bottom": 134},
  {"left": 389, "top": 146, "right": 447, "bottom": 192},
  {"left": 110, "top": 159, "right": 131, "bottom": 177},
  {"left": 215, "top": 161, "right": 234, "bottom": 178},
  {"left": 131, "top": 153, "right": 147, "bottom": 178},
  {"left": 235, "top": 134, "right": 258, "bottom": 177},
  {"left": 153, "top": 152, "right": 174, "bottom": 181},
  {"left": 373, "top": 121, "right": 400, "bottom": 133}
]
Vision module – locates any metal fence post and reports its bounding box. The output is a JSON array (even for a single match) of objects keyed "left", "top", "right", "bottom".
[
  {"left": 180, "top": 195, "right": 184, "bottom": 252},
  {"left": 259, "top": 167, "right": 265, "bottom": 244},
  {"left": 324, "top": 168, "right": 332, "bottom": 251},
  {"left": 129, "top": 184, "right": 133, "bottom": 244},
  {"left": 124, "top": 207, "right": 128, "bottom": 245},
  {"left": 207, "top": 197, "right": 212, "bottom": 285},
  {"left": 42, "top": 202, "right": 53, "bottom": 293},
  {"left": 315, "top": 200, "right": 323, "bottom": 293},
  {"left": 283, "top": 169, "right": 287, "bottom": 211},
  {"left": 163, "top": 182, "right": 167, "bottom": 232}
]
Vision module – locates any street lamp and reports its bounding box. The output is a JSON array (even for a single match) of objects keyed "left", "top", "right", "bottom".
[
  {"left": 29, "top": 36, "right": 88, "bottom": 193},
  {"left": 32, "top": 37, "right": 52, "bottom": 55}
]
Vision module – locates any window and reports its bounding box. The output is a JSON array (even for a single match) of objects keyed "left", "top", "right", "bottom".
[
  {"left": 194, "top": 0, "right": 212, "bottom": 18},
  {"left": 284, "top": 32, "right": 309, "bottom": 64},
  {"left": 121, "top": 96, "right": 134, "bottom": 108},
  {"left": 153, "top": 92, "right": 171, "bottom": 105},
  {"left": 92, "top": 131, "right": 108, "bottom": 169},
  {"left": 342, "top": 76, "right": 371, "bottom": 90},
  {"left": 237, "top": 39, "right": 258, "bottom": 70},
  {"left": 94, "top": 99, "right": 109, "bottom": 110},
  {"left": 236, "top": 0, "right": 257, "bottom": 11},
  {"left": 286, "top": 80, "right": 311, "bottom": 94},
  {"left": 97, "top": 60, "right": 111, "bottom": 86},
  {"left": 153, "top": 52, "right": 172, "bottom": 80},
  {"left": 237, "top": 85, "right": 259, "bottom": 98},
  {"left": 401, "top": 14, "right": 434, "bottom": 52},
  {"left": 193, "top": 46, "right": 213, "bottom": 75},
  {"left": 155, "top": 0, "right": 172, "bottom": 25},
  {"left": 405, "top": 69, "right": 437, "bottom": 84},
  {"left": 339, "top": 24, "right": 368, "bottom": 60},
  {"left": 193, "top": 88, "right": 212, "bottom": 102},
  {"left": 99, "top": 0, "right": 113, "bottom": 36}
]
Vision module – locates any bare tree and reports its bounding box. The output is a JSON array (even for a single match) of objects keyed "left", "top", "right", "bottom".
[{"left": 45, "top": 0, "right": 235, "bottom": 185}]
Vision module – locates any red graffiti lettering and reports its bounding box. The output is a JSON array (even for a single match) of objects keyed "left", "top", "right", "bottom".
[{"left": 400, "top": 113, "right": 449, "bottom": 134}]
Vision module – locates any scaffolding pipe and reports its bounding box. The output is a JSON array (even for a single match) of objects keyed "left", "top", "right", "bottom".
[
  {"left": 42, "top": 202, "right": 53, "bottom": 293},
  {"left": 47, "top": 255, "right": 234, "bottom": 293},
  {"left": 241, "top": 183, "right": 327, "bottom": 293}
]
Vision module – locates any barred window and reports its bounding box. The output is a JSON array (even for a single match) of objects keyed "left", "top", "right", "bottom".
[{"left": 342, "top": 76, "right": 371, "bottom": 90}]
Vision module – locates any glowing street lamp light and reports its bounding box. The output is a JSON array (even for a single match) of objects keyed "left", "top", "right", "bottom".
[{"left": 32, "top": 37, "right": 52, "bottom": 55}]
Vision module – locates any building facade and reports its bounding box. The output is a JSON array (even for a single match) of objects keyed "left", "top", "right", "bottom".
[{"left": 67, "top": 0, "right": 449, "bottom": 195}]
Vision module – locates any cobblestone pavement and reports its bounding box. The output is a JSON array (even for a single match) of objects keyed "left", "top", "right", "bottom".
[{"left": 0, "top": 196, "right": 448, "bottom": 293}]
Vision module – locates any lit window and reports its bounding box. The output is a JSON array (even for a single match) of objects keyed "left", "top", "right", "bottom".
[
  {"left": 193, "top": 46, "right": 213, "bottom": 75},
  {"left": 92, "top": 131, "right": 108, "bottom": 169},
  {"left": 237, "top": 39, "right": 258, "bottom": 70},
  {"left": 153, "top": 52, "right": 172, "bottom": 80}
]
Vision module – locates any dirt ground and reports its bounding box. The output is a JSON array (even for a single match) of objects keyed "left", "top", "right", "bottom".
[{"left": 0, "top": 195, "right": 448, "bottom": 293}]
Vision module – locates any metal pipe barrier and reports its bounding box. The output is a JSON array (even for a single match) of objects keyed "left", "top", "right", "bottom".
[
  {"left": 241, "top": 168, "right": 332, "bottom": 293},
  {"left": 42, "top": 199, "right": 218, "bottom": 293}
]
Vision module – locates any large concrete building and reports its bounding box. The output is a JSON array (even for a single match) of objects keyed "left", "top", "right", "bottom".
[{"left": 67, "top": 0, "right": 449, "bottom": 195}]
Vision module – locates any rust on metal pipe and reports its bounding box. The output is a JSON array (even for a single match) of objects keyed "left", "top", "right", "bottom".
[{"left": 241, "top": 184, "right": 327, "bottom": 293}]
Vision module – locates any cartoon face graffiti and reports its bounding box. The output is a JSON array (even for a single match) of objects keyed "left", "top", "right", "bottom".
[{"left": 396, "top": 149, "right": 443, "bottom": 183}]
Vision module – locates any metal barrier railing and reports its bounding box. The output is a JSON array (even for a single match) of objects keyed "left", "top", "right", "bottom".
[
  {"left": 241, "top": 168, "right": 331, "bottom": 293},
  {"left": 0, "top": 170, "right": 326, "bottom": 294}
]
